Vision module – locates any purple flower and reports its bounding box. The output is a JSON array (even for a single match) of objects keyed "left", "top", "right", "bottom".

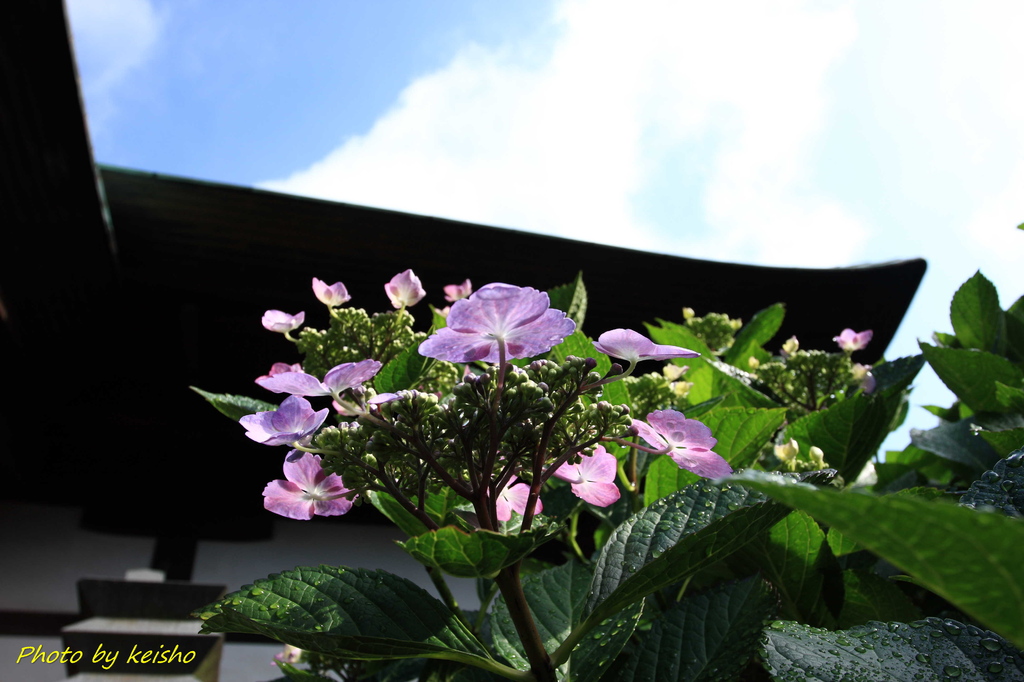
[
  {"left": 633, "top": 409, "right": 732, "bottom": 478},
  {"left": 852, "top": 363, "right": 876, "bottom": 394},
  {"left": 240, "top": 395, "right": 329, "bottom": 446},
  {"left": 256, "top": 362, "right": 302, "bottom": 383},
  {"left": 262, "top": 310, "right": 305, "bottom": 333},
  {"left": 593, "top": 329, "right": 700, "bottom": 363},
  {"left": 312, "top": 278, "right": 351, "bottom": 307},
  {"left": 419, "top": 283, "right": 576, "bottom": 363},
  {"left": 834, "top": 328, "right": 873, "bottom": 352},
  {"left": 552, "top": 446, "right": 620, "bottom": 506},
  {"left": 495, "top": 476, "right": 542, "bottom": 522},
  {"left": 256, "top": 359, "right": 382, "bottom": 400},
  {"left": 444, "top": 279, "right": 473, "bottom": 302},
  {"left": 385, "top": 269, "right": 426, "bottom": 308},
  {"left": 263, "top": 451, "right": 355, "bottom": 520}
]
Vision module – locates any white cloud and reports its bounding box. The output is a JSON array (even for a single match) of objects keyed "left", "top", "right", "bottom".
[
  {"left": 66, "top": 0, "right": 163, "bottom": 128},
  {"left": 261, "top": 0, "right": 864, "bottom": 267}
]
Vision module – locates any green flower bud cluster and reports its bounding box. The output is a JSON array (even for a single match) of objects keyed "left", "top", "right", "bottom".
[
  {"left": 623, "top": 372, "right": 676, "bottom": 416},
  {"left": 755, "top": 349, "right": 856, "bottom": 414},
  {"left": 315, "top": 423, "right": 380, "bottom": 492},
  {"left": 297, "top": 308, "right": 421, "bottom": 376},
  {"left": 685, "top": 311, "right": 743, "bottom": 354}
]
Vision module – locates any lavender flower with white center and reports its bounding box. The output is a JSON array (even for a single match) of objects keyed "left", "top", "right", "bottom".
[
  {"left": 495, "top": 476, "right": 542, "bottom": 522},
  {"left": 256, "top": 359, "right": 382, "bottom": 402},
  {"left": 312, "top": 278, "right": 351, "bottom": 307},
  {"left": 262, "top": 310, "right": 305, "bottom": 333},
  {"left": 419, "top": 283, "right": 575, "bottom": 363},
  {"left": 552, "top": 446, "right": 620, "bottom": 506},
  {"left": 593, "top": 329, "right": 700, "bottom": 363},
  {"left": 262, "top": 451, "right": 355, "bottom": 520},
  {"left": 633, "top": 409, "right": 732, "bottom": 478},
  {"left": 256, "top": 362, "right": 302, "bottom": 383},
  {"left": 444, "top": 279, "right": 473, "bottom": 302},
  {"left": 385, "top": 269, "right": 426, "bottom": 308},
  {"left": 239, "top": 395, "right": 329, "bottom": 446},
  {"left": 834, "top": 328, "right": 873, "bottom": 352}
]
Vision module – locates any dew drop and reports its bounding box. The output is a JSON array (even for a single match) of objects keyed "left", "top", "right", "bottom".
[
  {"left": 942, "top": 620, "right": 962, "bottom": 636},
  {"left": 250, "top": 588, "right": 265, "bottom": 596},
  {"left": 1006, "top": 452, "right": 1024, "bottom": 467},
  {"left": 1000, "top": 479, "right": 1015, "bottom": 492},
  {"left": 988, "top": 662, "right": 1004, "bottom": 673},
  {"left": 916, "top": 654, "right": 930, "bottom": 663},
  {"left": 943, "top": 665, "right": 961, "bottom": 677},
  {"left": 980, "top": 637, "right": 1001, "bottom": 651},
  {"left": 982, "top": 471, "right": 1001, "bottom": 484}
]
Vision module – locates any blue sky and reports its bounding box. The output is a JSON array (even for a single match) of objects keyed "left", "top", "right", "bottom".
[{"left": 67, "top": 0, "right": 1024, "bottom": 456}]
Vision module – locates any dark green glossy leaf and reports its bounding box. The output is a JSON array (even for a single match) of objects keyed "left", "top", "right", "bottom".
[
  {"left": 605, "top": 577, "right": 776, "bottom": 682},
  {"left": 996, "top": 382, "right": 1024, "bottom": 412},
  {"left": 980, "top": 429, "right": 1024, "bottom": 458},
  {"left": 400, "top": 525, "right": 558, "bottom": 579},
  {"left": 190, "top": 386, "right": 278, "bottom": 421},
  {"left": 951, "top": 271, "right": 1006, "bottom": 354},
  {"left": 645, "top": 319, "right": 714, "bottom": 357},
  {"left": 835, "top": 570, "right": 919, "bottom": 628},
  {"left": 275, "top": 661, "right": 335, "bottom": 681},
  {"left": 910, "top": 417, "right": 1000, "bottom": 476},
  {"left": 732, "top": 471, "right": 1024, "bottom": 648},
  {"left": 644, "top": 407, "right": 786, "bottom": 505},
  {"left": 193, "top": 566, "right": 502, "bottom": 671},
  {"left": 870, "top": 354, "right": 925, "bottom": 397},
  {"left": 762, "top": 618, "right": 1024, "bottom": 681},
  {"left": 960, "top": 449, "right": 1024, "bottom": 517},
  {"left": 581, "top": 474, "right": 831, "bottom": 629},
  {"left": 784, "top": 394, "right": 896, "bottom": 481},
  {"left": 921, "top": 343, "right": 1024, "bottom": 413}
]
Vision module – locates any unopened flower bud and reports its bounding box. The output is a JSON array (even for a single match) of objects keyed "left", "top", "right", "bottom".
[
  {"left": 682, "top": 307, "right": 696, "bottom": 320},
  {"left": 774, "top": 439, "right": 799, "bottom": 463},
  {"left": 663, "top": 364, "right": 687, "bottom": 381},
  {"left": 747, "top": 357, "right": 761, "bottom": 369},
  {"left": 781, "top": 336, "right": 799, "bottom": 358},
  {"left": 809, "top": 446, "right": 826, "bottom": 468}
]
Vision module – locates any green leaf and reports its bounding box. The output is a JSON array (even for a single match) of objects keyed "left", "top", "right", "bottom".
[
  {"left": 951, "top": 271, "right": 1006, "bottom": 354},
  {"left": 190, "top": 386, "right": 278, "bottom": 422},
  {"left": 870, "top": 354, "right": 926, "bottom": 397},
  {"left": 996, "top": 382, "right": 1024, "bottom": 412},
  {"left": 274, "top": 661, "right": 336, "bottom": 682},
  {"left": 762, "top": 618, "right": 1023, "bottom": 681},
  {"left": 732, "top": 470, "right": 1024, "bottom": 648},
  {"left": 547, "top": 271, "right": 587, "bottom": 330},
  {"left": 784, "top": 394, "right": 897, "bottom": 481},
  {"left": 399, "top": 525, "right": 559, "bottom": 579},
  {"left": 835, "top": 570, "right": 920, "bottom": 628},
  {"left": 960, "top": 449, "right": 1024, "bottom": 517},
  {"left": 1005, "top": 303, "right": 1024, "bottom": 363},
  {"left": 582, "top": 474, "right": 823, "bottom": 627},
  {"left": 921, "top": 343, "right": 1024, "bottom": 413},
  {"left": 194, "top": 566, "right": 502, "bottom": 670},
  {"left": 490, "top": 562, "right": 643, "bottom": 681},
  {"left": 367, "top": 489, "right": 467, "bottom": 537},
  {"left": 375, "top": 345, "right": 434, "bottom": 393},
  {"left": 429, "top": 305, "right": 449, "bottom": 332},
  {"left": 723, "top": 303, "right": 785, "bottom": 366},
  {"left": 980, "top": 429, "right": 1024, "bottom": 458},
  {"left": 644, "top": 407, "right": 787, "bottom": 505},
  {"left": 825, "top": 527, "right": 860, "bottom": 558},
  {"left": 605, "top": 577, "right": 776, "bottom": 682},
  {"left": 910, "top": 417, "right": 1000, "bottom": 476},
  {"left": 600, "top": 377, "right": 631, "bottom": 410},
  {"left": 731, "top": 511, "right": 832, "bottom": 625}
]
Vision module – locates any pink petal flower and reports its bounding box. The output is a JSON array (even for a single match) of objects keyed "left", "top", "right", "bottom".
[
  {"left": 239, "top": 396, "right": 329, "bottom": 446},
  {"left": 262, "top": 310, "right": 305, "bottom": 333},
  {"left": 593, "top": 329, "right": 700, "bottom": 363},
  {"left": 495, "top": 476, "right": 542, "bottom": 522},
  {"left": 634, "top": 409, "right": 732, "bottom": 478},
  {"left": 419, "top": 283, "right": 576, "bottom": 363},
  {"left": 256, "top": 359, "right": 381, "bottom": 399},
  {"left": 256, "top": 362, "right": 302, "bottom": 383},
  {"left": 312, "top": 278, "right": 351, "bottom": 307},
  {"left": 833, "top": 328, "right": 873, "bottom": 352},
  {"left": 553, "top": 446, "right": 621, "bottom": 506},
  {"left": 385, "top": 269, "right": 426, "bottom": 308},
  {"left": 263, "top": 451, "right": 355, "bottom": 520},
  {"left": 444, "top": 279, "right": 473, "bottom": 302}
]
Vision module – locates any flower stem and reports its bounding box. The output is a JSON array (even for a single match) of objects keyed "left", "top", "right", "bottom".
[{"left": 494, "top": 563, "right": 557, "bottom": 682}]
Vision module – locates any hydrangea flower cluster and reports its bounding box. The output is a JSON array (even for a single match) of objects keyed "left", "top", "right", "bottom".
[{"left": 238, "top": 272, "right": 730, "bottom": 528}]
